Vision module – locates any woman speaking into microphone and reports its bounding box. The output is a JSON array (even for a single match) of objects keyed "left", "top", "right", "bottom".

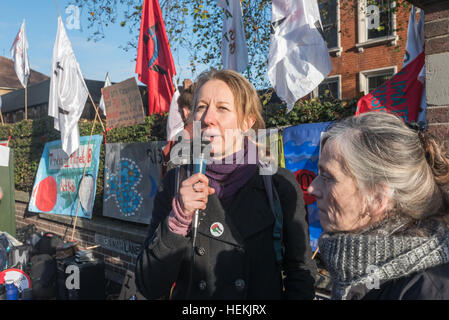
[{"left": 135, "top": 69, "right": 316, "bottom": 300}]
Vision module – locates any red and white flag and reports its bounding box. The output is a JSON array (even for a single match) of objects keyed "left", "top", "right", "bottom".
[
  {"left": 136, "top": 0, "right": 176, "bottom": 115},
  {"left": 10, "top": 19, "right": 30, "bottom": 88}
]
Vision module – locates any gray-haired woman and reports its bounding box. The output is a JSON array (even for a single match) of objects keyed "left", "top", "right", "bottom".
[{"left": 308, "top": 111, "right": 449, "bottom": 300}]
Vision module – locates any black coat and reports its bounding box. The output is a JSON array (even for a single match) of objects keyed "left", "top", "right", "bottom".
[
  {"left": 345, "top": 262, "right": 449, "bottom": 300},
  {"left": 135, "top": 166, "right": 317, "bottom": 300}
]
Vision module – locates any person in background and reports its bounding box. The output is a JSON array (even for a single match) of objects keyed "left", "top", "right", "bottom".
[
  {"left": 177, "top": 79, "right": 194, "bottom": 125},
  {"left": 136, "top": 68, "right": 316, "bottom": 299},
  {"left": 162, "top": 79, "right": 195, "bottom": 175},
  {"left": 308, "top": 112, "right": 449, "bottom": 300}
]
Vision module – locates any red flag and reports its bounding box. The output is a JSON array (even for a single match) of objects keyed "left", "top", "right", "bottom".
[
  {"left": 356, "top": 52, "right": 425, "bottom": 123},
  {"left": 136, "top": 0, "right": 176, "bottom": 115}
]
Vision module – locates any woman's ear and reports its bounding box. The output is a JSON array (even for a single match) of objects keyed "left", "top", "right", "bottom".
[
  {"left": 368, "top": 185, "right": 393, "bottom": 220},
  {"left": 182, "top": 106, "right": 191, "bottom": 122},
  {"left": 242, "top": 115, "right": 256, "bottom": 133}
]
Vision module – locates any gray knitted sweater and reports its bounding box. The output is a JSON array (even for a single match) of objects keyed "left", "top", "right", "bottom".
[{"left": 318, "top": 217, "right": 449, "bottom": 300}]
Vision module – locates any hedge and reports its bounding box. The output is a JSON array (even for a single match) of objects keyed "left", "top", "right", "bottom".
[
  {"left": 0, "top": 113, "right": 168, "bottom": 214},
  {"left": 0, "top": 98, "right": 357, "bottom": 214}
]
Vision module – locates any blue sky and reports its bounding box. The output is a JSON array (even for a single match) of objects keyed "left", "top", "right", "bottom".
[{"left": 0, "top": 0, "right": 195, "bottom": 85}]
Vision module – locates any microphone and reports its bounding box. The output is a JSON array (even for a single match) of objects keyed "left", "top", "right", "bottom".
[
  {"left": 191, "top": 145, "right": 208, "bottom": 245},
  {"left": 187, "top": 141, "right": 209, "bottom": 298}
]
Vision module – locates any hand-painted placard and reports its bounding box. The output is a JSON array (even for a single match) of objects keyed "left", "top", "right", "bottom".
[
  {"left": 102, "top": 77, "right": 145, "bottom": 129},
  {"left": 103, "top": 141, "right": 165, "bottom": 224},
  {"left": 283, "top": 122, "right": 334, "bottom": 251},
  {"left": 28, "top": 135, "right": 103, "bottom": 219}
]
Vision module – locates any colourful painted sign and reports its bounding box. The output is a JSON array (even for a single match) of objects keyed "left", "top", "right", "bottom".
[
  {"left": 28, "top": 135, "right": 103, "bottom": 219},
  {"left": 283, "top": 122, "right": 334, "bottom": 251},
  {"left": 103, "top": 141, "right": 165, "bottom": 224}
]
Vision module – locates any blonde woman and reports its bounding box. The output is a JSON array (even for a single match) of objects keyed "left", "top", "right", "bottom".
[
  {"left": 308, "top": 112, "right": 449, "bottom": 300},
  {"left": 136, "top": 69, "right": 316, "bottom": 300}
]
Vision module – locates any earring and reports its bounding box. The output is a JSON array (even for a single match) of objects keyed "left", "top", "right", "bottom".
[{"left": 365, "top": 212, "right": 371, "bottom": 218}]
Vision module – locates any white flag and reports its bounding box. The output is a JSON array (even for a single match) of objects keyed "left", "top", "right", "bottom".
[
  {"left": 166, "top": 89, "right": 183, "bottom": 141},
  {"left": 98, "top": 73, "right": 111, "bottom": 116},
  {"left": 403, "top": 6, "right": 424, "bottom": 68},
  {"left": 10, "top": 19, "right": 30, "bottom": 88},
  {"left": 217, "top": 0, "right": 248, "bottom": 73},
  {"left": 403, "top": 6, "right": 426, "bottom": 124},
  {"left": 49, "top": 16, "right": 88, "bottom": 156},
  {"left": 268, "top": 0, "right": 332, "bottom": 112}
]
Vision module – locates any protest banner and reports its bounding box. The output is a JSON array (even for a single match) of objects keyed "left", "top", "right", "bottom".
[
  {"left": 283, "top": 121, "right": 334, "bottom": 251},
  {"left": 103, "top": 141, "right": 165, "bottom": 224},
  {"left": 28, "top": 135, "right": 103, "bottom": 219},
  {"left": 356, "top": 52, "right": 425, "bottom": 123},
  {"left": 102, "top": 77, "right": 146, "bottom": 129}
]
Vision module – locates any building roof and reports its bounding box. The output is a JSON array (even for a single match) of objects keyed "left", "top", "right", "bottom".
[
  {"left": 0, "top": 56, "right": 49, "bottom": 90},
  {"left": 0, "top": 77, "right": 149, "bottom": 115},
  {"left": 0, "top": 78, "right": 106, "bottom": 113}
]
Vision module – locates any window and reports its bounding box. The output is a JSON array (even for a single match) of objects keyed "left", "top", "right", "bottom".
[
  {"left": 313, "top": 75, "right": 341, "bottom": 100},
  {"left": 356, "top": 0, "right": 397, "bottom": 52},
  {"left": 367, "top": 73, "right": 392, "bottom": 92},
  {"left": 359, "top": 67, "right": 396, "bottom": 95},
  {"left": 319, "top": 0, "right": 339, "bottom": 50},
  {"left": 366, "top": 0, "right": 393, "bottom": 40}
]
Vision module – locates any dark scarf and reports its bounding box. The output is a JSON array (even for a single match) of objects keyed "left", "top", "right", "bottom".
[{"left": 205, "top": 138, "right": 258, "bottom": 210}]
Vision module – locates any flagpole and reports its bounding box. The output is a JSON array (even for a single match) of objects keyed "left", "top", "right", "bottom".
[
  {"left": 53, "top": 0, "right": 62, "bottom": 17},
  {"left": 50, "top": 0, "right": 106, "bottom": 240},
  {"left": 0, "top": 111, "right": 4, "bottom": 125},
  {"left": 70, "top": 90, "right": 106, "bottom": 241},
  {"left": 25, "top": 85, "right": 28, "bottom": 120},
  {"left": 88, "top": 91, "right": 106, "bottom": 133},
  {"left": 70, "top": 114, "right": 98, "bottom": 241}
]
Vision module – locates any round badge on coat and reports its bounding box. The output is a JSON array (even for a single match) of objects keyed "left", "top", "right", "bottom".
[{"left": 210, "top": 222, "right": 224, "bottom": 237}]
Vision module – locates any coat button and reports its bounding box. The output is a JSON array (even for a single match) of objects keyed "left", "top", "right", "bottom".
[
  {"left": 234, "top": 279, "right": 245, "bottom": 291},
  {"left": 196, "top": 246, "right": 206, "bottom": 256},
  {"left": 198, "top": 280, "right": 207, "bottom": 291}
]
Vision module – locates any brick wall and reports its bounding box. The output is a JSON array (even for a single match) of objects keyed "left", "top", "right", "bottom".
[
  {"left": 422, "top": 2, "right": 449, "bottom": 138},
  {"left": 14, "top": 194, "right": 149, "bottom": 287},
  {"left": 330, "top": 0, "right": 410, "bottom": 99}
]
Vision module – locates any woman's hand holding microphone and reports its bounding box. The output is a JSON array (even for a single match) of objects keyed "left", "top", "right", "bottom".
[{"left": 178, "top": 173, "right": 215, "bottom": 216}]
